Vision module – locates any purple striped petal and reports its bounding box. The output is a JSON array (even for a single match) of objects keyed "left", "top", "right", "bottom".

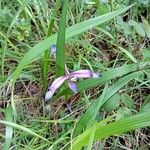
[
  {"left": 45, "top": 90, "right": 55, "bottom": 102},
  {"left": 70, "top": 70, "right": 100, "bottom": 78},
  {"left": 49, "top": 76, "right": 69, "bottom": 91},
  {"left": 68, "top": 81, "right": 78, "bottom": 94},
  {"left": 45, "top": 76, "right": 68, "bottom": 101}
]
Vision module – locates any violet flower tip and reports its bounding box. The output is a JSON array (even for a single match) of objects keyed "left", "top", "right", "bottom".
[
  {"left": 93, "top": 72, "right": 100, "bottom": 78},
  {"left": 44, "top": 90, "right": 54, "bottom": 101},
  {"left": 68, "top": 81, "right": 78, "bottom": 94},
  {"left": 50, "top": 44, "right": 56, "bottom": 58}
]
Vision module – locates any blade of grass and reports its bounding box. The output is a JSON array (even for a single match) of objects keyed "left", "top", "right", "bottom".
[
  {"left": 142, "top": 17, "right": 150, "bottom": 39},
  {"left": 47, "top": 0, "right": 61, "bottom": 37},
  {"left": 96, "top": 27, "right": 115, "bottom": 41},
  {"left": 0, "top": 120, "right": 49, "bottom": 142},
  {"left": 87, "top": 122, "right": 97, "bottom": 150},
  {"left": 56, "top": 0, "right": 68, "bottom": 76},
  {"left": 73, "top": 71, "right": 143, "bottom": 136},
  {"left": 118, "top": 46, "right": 137, "bottom": 63},
  {"left": 11, "top": 4, "right": 134, "bottom": 83},
  {"left": 3, "top": 106, "right": 13, "bottom": 150},
  {"left": 0, "top": 31, "right": 18, "bottom": 51},
  {"left": 72, "top": 110, "right": 150, "bottom": 149}
]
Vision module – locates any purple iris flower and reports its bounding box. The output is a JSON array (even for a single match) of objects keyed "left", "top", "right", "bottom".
[{"left": 45, "top": 45, "right": 100, "bottom": 101}]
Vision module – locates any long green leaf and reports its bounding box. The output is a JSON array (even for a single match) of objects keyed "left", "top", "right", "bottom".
[
  {"left": 72, "top": 110, "right": 150, "bottom": 150},
  {"left": 73, "top": 71, "right": 143, "bottom": 136},
  {"left": 118, "top": 46, "right": 137, "bottom": 63},
  {"left": 56, "top": 0, "right": 68, "bottom": 76},
  {"left": 3, "top": 106, "right": 13, "bottom": 150},
  {"left": 12, "top": 5, "right": 134, "bottom": 83}
]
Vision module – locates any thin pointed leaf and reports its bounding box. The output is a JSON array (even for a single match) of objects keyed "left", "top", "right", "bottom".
[
  {"left": 3, "top": 106, "right": 13, "bottom": 150},
  {"left": 142, "top": 17, "right": 150, "bottom": 39},
  {"left": 0, "top": 120, "right": 49, "bottom": 142},
  {"left": 56, "top": 0, "right": 68, "bottom": 76}
]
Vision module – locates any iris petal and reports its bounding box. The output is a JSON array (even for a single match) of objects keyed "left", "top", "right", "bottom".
[
  {"left": 45, "top": 90, "right": 55, "bottom": 101},
  {"left": 68, "top": 81, "right": 78, "bottom": 94},
  {"left": 70, "top": 70, "right": 99, "bottom": 78},
  {"left": 49, "top": 76, "right": 69, "bottom": 91},
  {"left": 45, "top": 76, "right": 68, "bottom": 101}
]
